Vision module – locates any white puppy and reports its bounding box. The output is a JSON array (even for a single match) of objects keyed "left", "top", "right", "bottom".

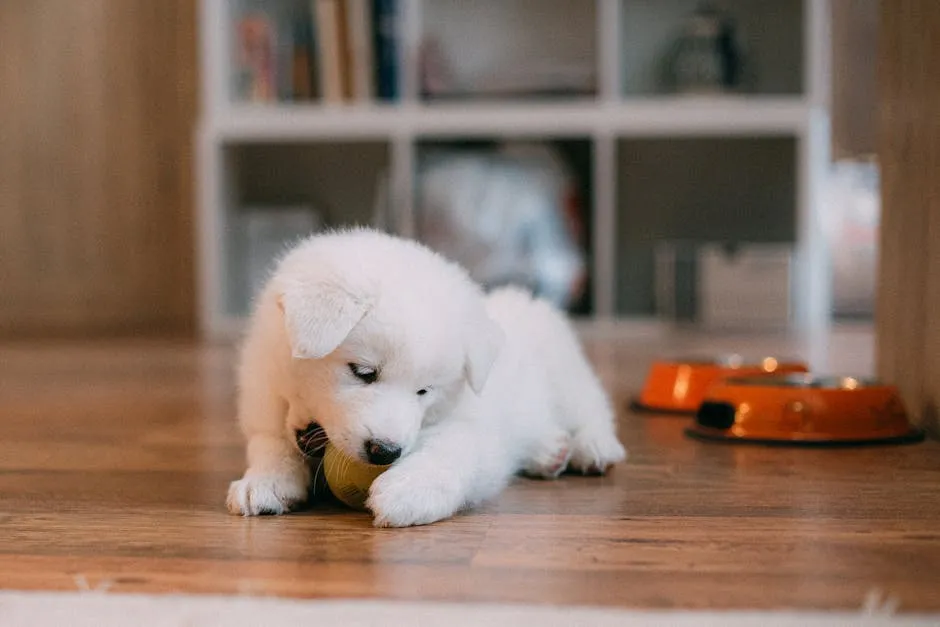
[{"left": 227, "top": 229, "right": 626, "bottom": 527}]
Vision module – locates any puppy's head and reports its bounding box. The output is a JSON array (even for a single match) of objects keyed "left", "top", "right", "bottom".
[{"left": 274, "top": 231, "right": 503, "bottom": 464}]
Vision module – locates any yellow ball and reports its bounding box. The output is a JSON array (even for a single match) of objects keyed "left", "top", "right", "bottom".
[{"left": 323, "top": 442, "right": 390, "bottom": 510}]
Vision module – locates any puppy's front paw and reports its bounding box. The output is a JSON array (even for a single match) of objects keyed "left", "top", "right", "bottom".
[
  {"left": 568, "top": 428, "right": 627, "bottom": 476},
  {"left": 226, "top": 469, "right": 309, "bottom": 516},
  {"left": 366, "top": 466, "right": 462, "bottom": 528}
]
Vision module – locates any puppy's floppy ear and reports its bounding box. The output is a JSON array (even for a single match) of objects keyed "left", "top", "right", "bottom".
[
  {"left": 278, "top": 279, "right": 370, "bottom": 359},
  {"left": 464, "top": 312, "right": 504, "bottom": 395}
]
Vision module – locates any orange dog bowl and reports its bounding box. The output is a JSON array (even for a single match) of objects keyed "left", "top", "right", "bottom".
[
  {"left": 632, "top": 355, "right": 808, "bottom": 414},
  {"left": 686, "top": 374, "right": 925, "bottom": 446}
]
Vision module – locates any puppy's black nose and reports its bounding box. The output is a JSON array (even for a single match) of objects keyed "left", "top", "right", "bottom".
[{"left": 365, "top": 439, "right": 401, "bottom": 465}]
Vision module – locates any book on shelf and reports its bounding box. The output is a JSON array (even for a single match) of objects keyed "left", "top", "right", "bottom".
[
  {"left": 372, "top": 0, "right": 399, "bottom": 102},
  {"left": 233, "top": 3, "right": 318, "bottom": 103},
  {"left": 336, "top": 0, "right": 355, "bottom": 100},
  {"left": 232, "top": 0, "right": 398, "bottom": 105},
  {"left": 233, "top": 14, "right": 277, "bottom": 102},
  {"left": 347, "top": 0, "right": 376, "bottom": 102},
  {"left": 291, "top": 15, "right": 317, "bottom": 100},
  {"left": 315, "top": 0, "right": 393, "bottom": 103},
  {"left": 314, "top": 0, "right": 346, "bottom": 103}
]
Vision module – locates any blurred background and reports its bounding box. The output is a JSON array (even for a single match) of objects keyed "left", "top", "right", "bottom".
[{"left": 0, "top": 0, "right": 878, "bottom": 340}]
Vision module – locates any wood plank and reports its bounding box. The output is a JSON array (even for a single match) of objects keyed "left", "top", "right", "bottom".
[{"left": 831, "top": 0, "right": 878, "bottom": 158}]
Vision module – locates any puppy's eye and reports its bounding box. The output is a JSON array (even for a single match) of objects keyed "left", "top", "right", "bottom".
[
  {"left": 348, "top": 363, "right": 378, "bottom": 384},
  {"left": 416, "top": 387, "right": 429, "bottom": 396}
]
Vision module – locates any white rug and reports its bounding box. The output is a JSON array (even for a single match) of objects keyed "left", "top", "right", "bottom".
[{"left": 0, "top": 591, "right": 937, "bottom": 627}]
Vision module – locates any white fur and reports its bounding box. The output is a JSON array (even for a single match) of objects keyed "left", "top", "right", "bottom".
[{"left": 226, "top": 229, "right": 626, "bottom": 527}]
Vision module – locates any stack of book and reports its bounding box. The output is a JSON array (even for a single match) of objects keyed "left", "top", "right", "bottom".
[{"left": 233, "top": 0, "right": 399, "bottom": 105}]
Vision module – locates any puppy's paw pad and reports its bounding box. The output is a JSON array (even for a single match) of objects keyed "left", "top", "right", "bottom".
[
  {"left": 568, "top": 429, "right": 627, "bottom": 476},
  {"left": 523, "top": 435, "right": 572, "bottom": 479},
  {"left": 367, "top": 469, "right": 459, "bottom": 528},
  {"left": 226, "top": 472, "right": 309, "bottom": 516}
]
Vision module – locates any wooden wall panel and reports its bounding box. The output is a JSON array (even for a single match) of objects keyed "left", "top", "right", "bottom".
[
  {"left": 877, "top": 0, "right": 940, "bottom": 435},
  {"left": 831, "top": 0, "right": 878, "bottom": 159},
  {"left": 0, "top": 0, "right": 196, "bottom": 336}
]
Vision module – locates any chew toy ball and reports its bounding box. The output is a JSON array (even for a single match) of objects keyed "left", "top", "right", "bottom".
[{"left": 323, "top": 442, "right": 390, "bottom": 510}]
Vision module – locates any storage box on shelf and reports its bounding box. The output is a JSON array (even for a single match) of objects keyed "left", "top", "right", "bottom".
[
  {"left": 616, "top": 136, "right": 797, "bottom": 316},
  {"left": 653, "top": 241, "right": 796, "bottom": 329},
  {"left": 197, "top": 0, "right": 831, "bottom": 342},
  {"left": 419, "top": 0, "right": 597, "bottom": 101}
]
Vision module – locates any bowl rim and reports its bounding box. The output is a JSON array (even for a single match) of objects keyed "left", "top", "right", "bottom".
[
  {"left": 719, "top": 374, "right": 883, "bottom": 390},
  {"left": 656, "top": 354, "right": 806, "bottom": 368}
]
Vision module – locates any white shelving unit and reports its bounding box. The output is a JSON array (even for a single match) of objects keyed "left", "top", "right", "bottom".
[{"left": 197, "top": 0, "right": 831, "bottom": 340}]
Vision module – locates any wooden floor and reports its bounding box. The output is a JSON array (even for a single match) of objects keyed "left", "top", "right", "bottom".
[{"left": 1, "top": 328, "right": 938, "bottom": 611}]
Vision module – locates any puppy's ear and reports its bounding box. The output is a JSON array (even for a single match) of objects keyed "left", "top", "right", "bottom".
[
  {"left": 464, "top": 313, "right": 504, "bottom": 395},
  {"left": 278, "top": 280, "right": 370, "bottom": 359}
]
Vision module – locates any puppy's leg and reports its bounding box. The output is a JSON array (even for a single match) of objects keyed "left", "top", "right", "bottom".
[
  {"left": 562, "top": 365, "right": 627, "bottom": 475},
  {"left": 496, "top": 292, "right": 626, "bottom": 476},
  {"left": 541, "top": 319, "right": 627, "bottom": 475},
  {"left": 226, "top": 381, "right": 310, "bottom": 516},
  {"left": 367, "top": 419, "right": 513, "bottom": 528}
]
